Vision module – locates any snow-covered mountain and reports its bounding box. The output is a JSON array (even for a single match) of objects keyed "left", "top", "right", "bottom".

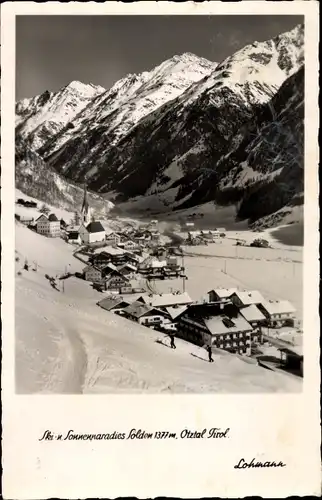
[
  {"left": 16, "top": 24, "right": 304, "bottom": 227},
  {"left": 16, "top": 81, "right": 106, "bottom": 150},
  {"left": 17, "top": 52, "right": 216, "bottom": 163}
]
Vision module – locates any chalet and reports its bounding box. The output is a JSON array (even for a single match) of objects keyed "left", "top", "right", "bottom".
[
  {"left": 79, "top": 221, "right": 106, "bottom": 244},
  {"left": 83, "top": 265, "right": 103, "bottom": 282},
  {"left": 239, "top": 304, "right": 266, "bottom": 343},
  {"left": 137, "top": 292, "right": 193, "bottom": 310},
  {"left": 278, "top": 345, "right": 303, "bottom": 376},
  {"left": 101, "top": 263, "right": 118, "bottom": 277},
  {"left": 118, "top": 240, "right": 138, "bottom": 251},
  {"left": 97, "top": 296, "right": 130, "bottom": 312},
  {"left": 117, "top": 263, "right": 137, "bottom": 278},
  {"left": 176, "top": 301, "right": 253, "bottom": 354},
  {"left": 258, "top": 300, "right": 296, "bottom": 328},
  {"left": 105, "top": 270, "right": 130, "bottom": 291},
  {"left": 67, "top": 231, "right": 81, "bottom": 245},
  {"left": 17, "top": 215, "right": 34, "bottom": 225},
  {"left": 105, "top": 231, "right": 121, "bottom": 246},
  {"left": 230, "top": 290, "right": 265, "bottom": 308},
  {"left": 124, "top": 252, "right": 141, "bottom": 265},
  {"left": 208, "top": 288, "right": 238, "bottom": 303},
  {"left": 36, "top": 213, "right": 60, "bottom": 237},
  {"left": 90, "top": 251, "right": 112, "bottom": 267},
  {"left": 122, "top": 301, "right": 167, "bottom": 326}
]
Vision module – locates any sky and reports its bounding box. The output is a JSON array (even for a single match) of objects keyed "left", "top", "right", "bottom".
[{"left": 16, "top": 15, "right": 303, "bottom": 100}]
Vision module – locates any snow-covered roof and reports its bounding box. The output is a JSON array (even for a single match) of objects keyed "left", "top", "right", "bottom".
[
  {"left": 35, "top": 214, "right": 48, "bottom": 222},
  {"left": 83, "top": 265, "right": 101, "bottom": 273},
  {"left": 97, "top": 297, "right": 129, "bottom": 311},
  {"left": 86, "top": 221, "right": 105, "bottom": 233},
  {"left": 165, "top": 305, "right": 188, "bottom": 320},
  {"left": 123, "top": 301, "right": 162, "bottom": 319},
  {"left": 279, "top": 345, "right": 303, "bottom": 357},
  {"left": 205, "top": 314, "right": 253, "bottom": 337},
  {"left": 260, "top": 300, "right": 296, "bottom": 316},
  {"left": 139, "top": 292, "right": 193, "bottom": 308},
  {"left": 231, "top": 290, "right": 265, "bottom": 306},
  {"left": 151, "top": 259, "right": 167, "bottom": 268},
  {"left": 240, "top": 304, "right": 266, "bottom": 322},
  {"left": 209, "top": 287, "right": 238, "bottom": 299}
]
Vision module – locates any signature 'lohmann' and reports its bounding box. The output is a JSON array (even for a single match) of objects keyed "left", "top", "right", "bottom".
[{"left": 234, "top": 458, "right": 286, "bottom": 469}]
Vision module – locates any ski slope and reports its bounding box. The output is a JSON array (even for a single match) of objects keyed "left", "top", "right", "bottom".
[{"left": 15, "top": 224, "right": 301, "bottom": 394}]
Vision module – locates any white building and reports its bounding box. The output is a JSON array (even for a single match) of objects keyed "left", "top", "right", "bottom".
[
  {"left": 36, "top": 213, "right": 60, "bottom": 238},
  {"left": 79, "top": 221, "right": 106, "bottom": 244}
]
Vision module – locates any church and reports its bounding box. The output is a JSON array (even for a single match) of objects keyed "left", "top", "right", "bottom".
[{"left": 78, "top": 183, "right": 106, "bottom": 244}]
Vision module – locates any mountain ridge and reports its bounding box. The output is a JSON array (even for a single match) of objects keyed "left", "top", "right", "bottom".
[{"left": 15, "top": 24, "right": 304, "bottom": 228}]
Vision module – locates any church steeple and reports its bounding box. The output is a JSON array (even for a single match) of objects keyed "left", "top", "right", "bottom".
[{"left": 81, "top": 181, "right": 90, "bottom": 224}]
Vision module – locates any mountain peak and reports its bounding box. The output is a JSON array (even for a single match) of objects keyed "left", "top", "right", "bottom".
[{"left": 64, "top": 80, "right": 105, "bottom": 95}]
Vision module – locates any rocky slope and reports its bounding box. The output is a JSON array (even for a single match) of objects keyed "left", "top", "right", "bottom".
[
  {"left": 16, "top": 24, "right": 304, "bottom": 227},
  {"left": 15, "top": 136, "right": 113, "bottom": 215}
]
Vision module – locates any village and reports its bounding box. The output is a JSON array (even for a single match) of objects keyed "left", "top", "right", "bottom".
[{"left": 15, "top": 185, "right": 303, "bottom": 382}]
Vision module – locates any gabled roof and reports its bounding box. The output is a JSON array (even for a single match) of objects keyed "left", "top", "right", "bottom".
[
  {"left": 204, "top": 314, "right": 253, "bottom": 337},
  {"left": 239, "top": 304, "right": 266, "bottom": 322},
  {"left": 165, "top": 305, "right": 188, "bottom": 320},
  {"left": 138, "top": 292, "right": 193, "bottom": 308},
  {"left": 260, "top": 300, "right": 296, "bottom": 316},
  {"left": 83, "top": 265, "right": 101, "bottom": 273},
  {"left": 97, "top": 297, "right": 130, "bottom": 311},
  {"left": 85, "top": 221, "right": 105, "bottom": 233},
  {"left": 208, "top": 287, "right": 238, "bottom": 299},
  {"left": 102, "top": 263, "right": 118, "bottom": 272},
  {"left": 36, "top": 214, "right": 48, "bottom": 222},
  {"left": 48, "top": 213, "right": 58, "bottom": 221},
  {"left": 231, "top": 290, "right": 265, "bottom": 306},
  {"left": 123, "top": 301, "right": 163, "bottom": 319}
]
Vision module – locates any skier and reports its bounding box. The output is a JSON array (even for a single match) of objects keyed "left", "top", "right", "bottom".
[
  {"left": 207, "top": 345, "right": 214, "bottom": 363},
  {"left": 170, "top": 334, "right": 176, "bottom": 349}
]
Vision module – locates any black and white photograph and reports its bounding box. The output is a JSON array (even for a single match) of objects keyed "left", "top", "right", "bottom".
[
  {"left": 1, "top": 2, "right": 320, "bottom": 499},
  {"left": 13, "top": 13, "right": 307, "bottom": 394}
]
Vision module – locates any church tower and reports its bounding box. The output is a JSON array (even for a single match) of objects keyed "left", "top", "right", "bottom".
[{"left": 81, "top": 181, "right": 90, "bottom": 225}]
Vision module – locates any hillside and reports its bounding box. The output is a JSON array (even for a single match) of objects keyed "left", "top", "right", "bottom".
[
  {"left": 15, "top": 137, "right": 113, "bottom": 215},
  {"left": 15, "top": 222, "right": 301, "bottom": 394}
]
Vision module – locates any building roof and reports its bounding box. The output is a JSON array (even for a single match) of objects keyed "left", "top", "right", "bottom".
[
  {"left": 260, "top": 300, "right": 296, "bottom": 316},
  {"left": 83, "top": 265, "right": 101, "bottom": 274},
  {"left": 122, "top": 301, "right": 162, "bottom": 319},
  {"left": 48, "top": 213, "right": 59, "bottom": 222},
  {"left": 102, "top": 263, "right": 118, "bottom": 272},
  {"left": 240, "top": 304, "right": 266, "bottom": 322},
  {"left": 165, "top": 305, "right": 188, "bottom": 320},
  {"left": 86, "top": 221, "right": 105, "bottom": 233},
  {"left": 35, "top": 214, "right": 48, "bottom": 222},
  {"left": 279, "top": 345, "right": 303, "bottom": 357},
  {"left": 231, "top": 290, "right": 265, "bottom": 306},
  {"left": 68, "top": 231, "right": 80, "bottom": 240},
  {"left": 118, "top": 263, "right": 137, "bottom": 272},
  {"left": 151, "top": 260, "right": 167, "bottom": 268},
  {"left": 138, "top": 292, "right": 193, "bottom": 308},
  {"left": 209, "top": 287, "right": 238, "bottom": 299},
  {"left": 97, "top": 297, "right": 129, "bottom": 311},
  {"left": 204, "top": 314, "right": 253, "bottom": 337}
]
